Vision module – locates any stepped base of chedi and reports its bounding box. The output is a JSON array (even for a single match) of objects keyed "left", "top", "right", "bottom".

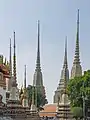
[{"left": 56, "top": 92, "right": 72, "bottom": 120}]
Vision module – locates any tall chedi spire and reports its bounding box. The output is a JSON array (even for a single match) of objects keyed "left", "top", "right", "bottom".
[
  {"left": 9, "top": 38, "right": 12, "bottom": 76},
  {"left": 8, "top": 31, "right": 19, "bottom": 102},
  {"left": 13, "top": 31, "right": 17, "bottom": 84},
  {"left": 56, "top": 54, "right": 72, "bottom": 120},
  {"left": 22, "top": 65, "right": 29, "bottom": 107},
  {"left": 36, "top": 20, "right": 41, "bottom": 71},
  {"left": 71, "top": 9, "right": 82, "bottom": 79},
  {"left": 33, "top": 21, "right": 47, "bottom": 108},
  {"left": 7, "top": 38, "right": 12, "bottom": 91},
  {"left": 54, "top": 37, "right": 69, "bottom": 103},
  {"left": 33, "top": 20, "right": 43, "bottom": 86},
  {"left": 56, "top": 38, "right": 72, "bottom": 120}
]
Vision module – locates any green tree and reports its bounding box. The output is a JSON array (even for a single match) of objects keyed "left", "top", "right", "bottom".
[
  {"left": 72, "top": 107, "right": 83, "bottom": 120},
  {"left": 27, "top": 85, "right": 33, "bottom": 107},
  {"left": 27, "top": 85, "right": 48, "bottom": 110},
  {"left": 67, "top": 70, "right": 90, "bottom": 107}
]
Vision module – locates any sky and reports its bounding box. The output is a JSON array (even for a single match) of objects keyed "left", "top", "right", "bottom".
[{"left": 0, "top": 0, "right": 90, "bottom": 103}]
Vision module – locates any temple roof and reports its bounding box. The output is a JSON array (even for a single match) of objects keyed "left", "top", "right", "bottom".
[
  {"left": 0, "top": 64, "right": 9, "bottom": 75},
  {"left": 39, "top": 104, "right": 57, "bottom": 117}
]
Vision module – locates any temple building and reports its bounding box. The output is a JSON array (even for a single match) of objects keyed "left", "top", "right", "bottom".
[
  {"left": 0, "top": 9, "right": 84, "bottom": 120},
  {"left": 39, "top": 103, "right": 57, "bottom": 118},
  {"left": 53, "top": 37, "right": 69, "bottom": 103},
  {"left": 71, "top": 9, "right": 82, "bottom": 79},
  {"left": 53, "top": 9, "right": 82, "bottom": 105},
  {"left": 0, "top": 31, "right": 41, "bottom": 120},
  {"left": 0, "top": 55, "right": 10, "bottom": 103}
]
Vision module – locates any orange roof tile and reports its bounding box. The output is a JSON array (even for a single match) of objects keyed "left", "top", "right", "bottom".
[{"left": 39, "top": 104, "right": 57, "bottom": 117}]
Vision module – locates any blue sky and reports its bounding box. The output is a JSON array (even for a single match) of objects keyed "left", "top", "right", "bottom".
[{"left": 0, "top": 0, "right": 90, "bottom": 103}]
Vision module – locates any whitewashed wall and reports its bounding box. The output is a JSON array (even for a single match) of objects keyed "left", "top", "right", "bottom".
[{"left": 0, "top": 87, "right": 6, "bottom": 103}]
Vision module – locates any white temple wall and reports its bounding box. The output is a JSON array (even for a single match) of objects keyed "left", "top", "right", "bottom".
[
  {"left": 0, "top": 87, "right": 6, "bottom": 103},
  {"left": 6, "top": 78, "right": 9, "bottom": 91}
]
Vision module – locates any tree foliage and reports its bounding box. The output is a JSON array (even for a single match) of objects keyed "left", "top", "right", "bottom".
[
  {"left": 27, "top": 85, "right": 48, "bottom": 110},
  {"left": 67, "top": 70, "right": 90, "bottom": 107},
  {"left": 71, "top": 107, "right": 83, "bottom": 120}
]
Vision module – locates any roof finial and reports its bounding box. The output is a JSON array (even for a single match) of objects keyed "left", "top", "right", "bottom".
[
  {"left": 9, "top": 38, "right": 12, "bottom": 77},
  {"left": 63, "top": 36, "right": 68, "bottom": 69},
  {"left": 24, "top": 65, "right": 26, "bottom": 89},
  {"left": 13, "top": 31, "right": 17, "bottom": 86},
  {"left": 73, "top": 9, "right": 80, "bottom": 64},
  {"left": 36, "top": 20, "right": 41, "bottom": 71}
]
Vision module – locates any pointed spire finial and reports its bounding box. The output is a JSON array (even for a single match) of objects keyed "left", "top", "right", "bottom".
[
  {"left": 63, "top": 37, "right": 68, "bottom": 93},
  {"left": 73, "top": 9, "right": 80, "bottom": 64},
  {"left": 36, "top": 20, "right": 41, "bottom": 71},
  {"left": 13, "top": 31, "right": 17, "bottom": 86},
  {"left": 24, "top": 65, "right": 26, "bottom": 89},
  {"left": 77, "top": 9, "right": 79, "bottom": 34},
  {"left": 9, "top": 38, "right": 12, "bottom": 76},
  {"left": 63, "top": 36, "right": 68, "bottom": 69}
]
